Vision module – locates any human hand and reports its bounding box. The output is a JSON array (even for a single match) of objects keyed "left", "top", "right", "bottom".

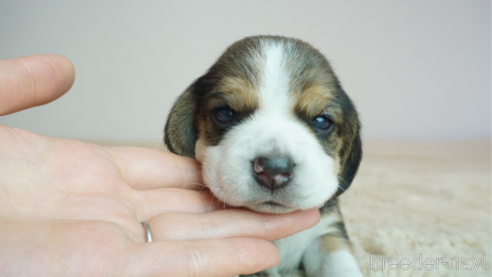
[{"left": 0, "top": 55, "right": 320, "bottom": 277}]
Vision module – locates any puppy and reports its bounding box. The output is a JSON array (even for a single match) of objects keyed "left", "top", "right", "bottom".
[{"left": 164, "top": 36, "right": 363, "bottom": 277}]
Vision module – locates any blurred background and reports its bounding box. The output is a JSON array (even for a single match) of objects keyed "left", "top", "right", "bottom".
[{"left": 0, "top": 0, "right": 490, "bottom": 141}]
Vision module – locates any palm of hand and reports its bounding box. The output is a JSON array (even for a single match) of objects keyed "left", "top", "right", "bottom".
[{"left": 0, "top": 124, "right": 201, "bottom": 275}]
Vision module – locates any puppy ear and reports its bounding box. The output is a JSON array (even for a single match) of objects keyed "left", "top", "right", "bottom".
[
  {"left": 164, "top": 85, "right": 197, "bottom": 158},
  {"left": 336, "top": 130, "right": 362, "bottom": 196}
]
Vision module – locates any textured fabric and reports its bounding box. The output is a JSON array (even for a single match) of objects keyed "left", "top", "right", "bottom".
[{"left": 341, "top": 140, "right": 491, "bottom": 277}]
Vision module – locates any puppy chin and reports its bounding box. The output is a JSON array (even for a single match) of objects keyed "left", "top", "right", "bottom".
[
  {"left": 246, "top": 198, "right": 329, "bottom": 214},
  {"left": 247, "top": 202, "right": 298, "bottom": 214}
]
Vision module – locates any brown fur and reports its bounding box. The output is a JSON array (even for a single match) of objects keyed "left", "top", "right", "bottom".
[
  {"left": 321, "top": 231, "right": 351, "bottom": 253},
  {"left": 292, "top": 85, "right": 334, "bottom": 119},
  {"left": 164, "top": 87, "right": 197, "bottom": 158}
]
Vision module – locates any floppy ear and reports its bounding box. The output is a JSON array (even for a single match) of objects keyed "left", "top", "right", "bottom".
[
  {"left": 336, "top": 130, "right": 362, "bottom": 196},
  {"left": 164, "top": 85, "right": 197, "bottom": 158}
]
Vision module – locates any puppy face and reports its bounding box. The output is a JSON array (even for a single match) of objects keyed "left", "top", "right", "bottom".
[{"left": 165, "top": 36, "right": 361, "bottom": 214}]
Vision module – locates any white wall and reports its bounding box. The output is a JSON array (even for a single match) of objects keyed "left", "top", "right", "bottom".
[{"left": 0, "top": 0, "right": 490, "bottom": 141}]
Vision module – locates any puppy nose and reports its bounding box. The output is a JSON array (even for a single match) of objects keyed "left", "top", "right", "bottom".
[{"left": 253, "top": 156, "right": 294, "bottom": 190}]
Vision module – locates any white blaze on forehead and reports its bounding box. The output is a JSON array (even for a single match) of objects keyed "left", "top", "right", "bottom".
[{"left": 258, "top": 41, "right": 292, "bottom": 116}]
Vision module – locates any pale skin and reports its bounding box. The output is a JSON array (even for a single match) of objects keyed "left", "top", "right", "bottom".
[{"left": 0, "top": 55, "right": 320, "bottom": 277}]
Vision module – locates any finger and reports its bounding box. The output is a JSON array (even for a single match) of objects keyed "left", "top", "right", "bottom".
[
  {"left": 148, "top": 209, "right": 320, "bottom": 241},
  {"left": 0, "top": 55, "right": 75, "bottom": 115},
  {"left": 125, "top": 238, "right": 279, "bottom": 277},
  {"left": 135, "top": 188, "right": 219, "bottom": 221},
  {"left": 106, "top": 146, "right": 204, "bottom": 190}
]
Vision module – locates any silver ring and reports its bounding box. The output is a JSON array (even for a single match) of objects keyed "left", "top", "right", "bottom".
[{"left": 142, "top": 221, "right": 152, "bottom": 243}]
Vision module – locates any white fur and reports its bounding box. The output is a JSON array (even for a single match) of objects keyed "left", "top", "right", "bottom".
[
  {"left": 304, "top": 248, "right": 363, "bottom": 277},
  {"left": 243, "top": 215, "right": 363, "bottom": 276},
  {"left": 199, "top": 39, "right": 339, "bottom": 214},
  {"left": 268, "top": 215, "right": 341, "bottom": 275}
]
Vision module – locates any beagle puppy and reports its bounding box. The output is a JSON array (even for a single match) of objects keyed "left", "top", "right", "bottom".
[{"left": 164, "top": 36, "right": 363, "bottom": 277}]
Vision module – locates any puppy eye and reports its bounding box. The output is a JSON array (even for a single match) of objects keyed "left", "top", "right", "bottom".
[
  {"left": 313, "top": 115, "right": 332, "bottom": 130},
  {"left": 215, "top": 108, "right": 234, "bottom": 123}
]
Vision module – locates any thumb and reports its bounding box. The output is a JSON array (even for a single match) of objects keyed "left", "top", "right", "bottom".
[{"left": 0, "top": 54, "right": 75, "bottom": 116}]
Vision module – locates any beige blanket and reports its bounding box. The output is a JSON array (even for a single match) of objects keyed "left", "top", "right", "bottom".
[
  {"left": 342, "top": 141, "right": 491, "bottom": 277},
  {"left": 92, "top": 140, "right": 491, "bottom": 276}
]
